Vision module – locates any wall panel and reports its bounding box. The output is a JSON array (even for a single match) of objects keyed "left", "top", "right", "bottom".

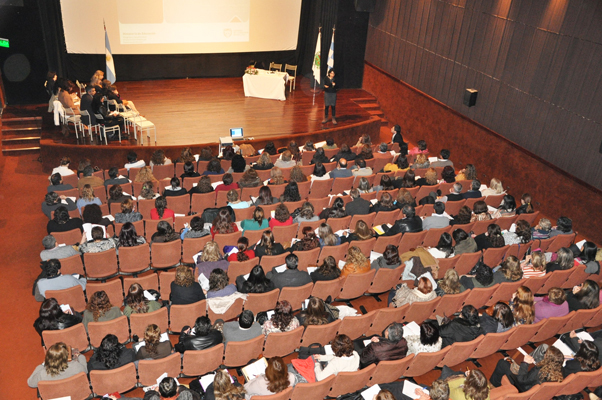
[{"left": 364, "top": 0, "right": 602, "bottom": 189}]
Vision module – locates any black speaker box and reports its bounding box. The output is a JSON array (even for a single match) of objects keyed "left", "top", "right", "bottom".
[
  {"left": 355, "top": 0, "right": 375, "bottom": 12},
  {"left": 463, "top": 89, "right": 478, "bottom": 107}
]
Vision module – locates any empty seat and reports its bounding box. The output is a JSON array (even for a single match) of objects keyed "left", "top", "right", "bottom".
[
  {"left": 84, "top": 248, "right": 119, "bottom": 279},
  {"left": 368, "top": 355, "right": 414, "bottom": 386},
  {"left": 170, "top": 300, "right": 207, "bottom": 333},
  {"left": 45, "top": 286, "right": 87, "bottom": 313},
  {"left": 278, "top": 283, "right": 313, "bottom": 310},
  {"left": 290, "top": 374, "right": 335, "bottom": 400},
  {"left": 181, "top": 343, "right": 225, "bottom": 377},
  {"left": 244, "top": 289, "right": 280, "bottom": 315},
  {"left": 337, "top": 310, "right": 377, "bottom": 340},
  {"left": 137, "top": 352, "right": 182, "bottom": 386},
  {"left": 329, "top": 363, "right": 376, "bottom": 398},
  {"left": 118, "top": 243, "right": 151, "bottom": 274},
  {"left": 89, "top": 363, "right": 138, "bottom": 396},
  {"left": 151, "top": 240, "right": 182, "bottom": 269},
  {"left": 38, "top": 372, "right": 92, "bottom": 400},
  {"left": 263, "top": 326, "right": 304, "bottom": 358},
  {"left": 222, "top": 335, "right": 264, "bottom": 367},
  {"left": 301, "top": 320, "right": 342, "bottom": 347},
  {"left": 129, "top": 307, "right": 169, "bottom": 338},
  {"left": 337, "top": 269, "right": 376, "bottom": 300}
]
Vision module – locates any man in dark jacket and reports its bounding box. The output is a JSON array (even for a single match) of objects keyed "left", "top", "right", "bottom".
[
  {"left": 444, "top": 183, "right": 464, "bottom": 202},
  {"left": 360, "top": 322, "right": 408, "bottom": 368},
  {"left": 345, "top": 188, "right": 370, "bottom": 216},
  {"left": 439, "top": 305, "right": 484, "bottom": 348},
  {"left": 462, "top": 180, "right": 482, "bottom": 199},
  {"left": 175, "top": 316, "right": 223, "bottom": 353},
  {"left": 266, "top": 253, "right": 312, "bottom": 289},
  {"left": 385, "top": 204, "right": 422, "bottom": 236}
]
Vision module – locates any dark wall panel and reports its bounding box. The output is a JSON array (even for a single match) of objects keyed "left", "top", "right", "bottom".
[{"left": 365, "top": 0, "right": 602, "bottom": 189}]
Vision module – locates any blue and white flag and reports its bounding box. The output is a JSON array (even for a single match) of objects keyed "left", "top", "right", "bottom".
[
  {"left": 105, "top": 22, "right": 116, "bottom": 84},
  {"left": 327, "top": 30, "right": 335, "bottom": 70}
]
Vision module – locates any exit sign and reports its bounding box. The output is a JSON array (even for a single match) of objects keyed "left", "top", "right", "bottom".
[{"left": 0, "top": 38, "right": 9, "bottom": 48}]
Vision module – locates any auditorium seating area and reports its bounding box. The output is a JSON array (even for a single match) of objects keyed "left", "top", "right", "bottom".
[{"left": 30, "top": 143, "right": 602, "bottom": 400}]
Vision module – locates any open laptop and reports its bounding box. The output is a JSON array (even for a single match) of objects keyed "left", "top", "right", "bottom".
[{"left": 230, "top": 127, "right": 244, "bottom": 141}]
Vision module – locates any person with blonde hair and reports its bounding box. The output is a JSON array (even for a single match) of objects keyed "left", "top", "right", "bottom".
[
  {"left": 76, "top": 184, "right": 102, "bottom": 213},
  {"left": 268, "top": 166, "right": 287, "bottom": 185},
  {"left": 274, "top": 150, "right": 296, "bottom": 169},
  {"left": 437, "top": 269, "right": 464, "bottom": 295},
  {"left": 447, "top": 369, "right": 489, "bottom": 400},
  {"left": 521, "top": 250, "right": 547, "bottom": 278},
  {"left": 411, "top": 153, "right": 430, "bottom": 170},
  {"left": 227, "top": 189, "right": 251, "bottom": 209},
  {"left": 481, "top": 178, "right": 505, "bottom": 197},
  {"left": 511, "top": 286, "right": 535, "bottom": 325},
  {"left": 493, "top": 255, "right": 523, "bottom": 284},
  {"left": 136, "top": 324, "right": 173, "bottom": 360},
  {"left": 209, "top": 369, "right": 246, "bottom": 400},
  {"left": 134, "top": 166, "right": 159, "bottom": 184},
  {"left": 340, "top": 246, "right": 370, "bottom": 277},
  {"left": 196, "top": 240, "right": 229, "bottom": 280},
  {"left": 28, "top": 342, "right": 87, "bottom": 387},
  {"left": 391, "top": 276, "right": 437, "bottom": 307},
  {"left": 253, "top": 152, "right": 274, "bottom": 170}
]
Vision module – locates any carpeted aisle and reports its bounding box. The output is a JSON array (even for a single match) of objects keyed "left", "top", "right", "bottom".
[{"left": 0, "top": 154, "right": 56, "bottom": 399}]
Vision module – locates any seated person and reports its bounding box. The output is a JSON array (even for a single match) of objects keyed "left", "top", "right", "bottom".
[
  {"left": 253, "top": 230, "right": 285, "bottom": 258},
  {"left": 340, "top": 246, "right": 371, "bottom": 277},
  {"left": 479, "top": 302, "right": 515, "bottom": 334},
  {"left": 430, "top": 149, "right": 453, "bottom": 168},
  {"left": 203, "top": 158, "right": 226, "bottom": 176},
  {"left": 268, "top": 167, "right": 287, "bottom": 185},
  {"left": 411, "top": 153, "right": 430, "bottom": 169},
  {"left": 269, "top": 203, "right": 293, "bottom": 228},
  {"left": 291, "top": 226, "right": 322, "bottom": 253},
  {"left": 331, "top": 144, "right": 356, "bottom": 163},
  {"left": 188, "top": 175, "right": 215, "bottom": 196},
  {"left": 253, "top": 152, "right": 274, "bottom": 170},
  {"left": 460, "top": 262, "right": 495, "bottom": 290},
  {"left": 114, "top": 199, "right": 143, "bottom": 224},
  {"left": 42, "top": 192, "right": 77, "bottom": 220},
  {"left": 211, "top": 208, "right": 239, "bottom": 238},
  {"left": 384, "top": 204, "right": 422, "bottom": 235},
  {"left": 79, "top": 226, "right": 117, "bottom": 254},
  {"left": 40, "top": 234, "right": 80, "bottom": 261},
  {"left": 405, "top": 320, "right": 443, "bottom": 355},
  {"left": 445, "top": 369, "right": 490, "bottom": 400},
  {"left": 415, "top": 167, "right": 438, "bottom": 186},
  {"left": 390, "top": 276, "right": 437, "bottom": 308},
  {"left": 345, "top": 189, "right": 370, "bottom": 216},
  {"left": 310, "top": 256, "right": 341, "bottom": 282},
  {"left": 319, "top": 197, "right": 347, "bottom": 220},
  {"left": 47, "top": 172, "right": 73, "bottom": 192},
  {"left": 87, "top": 334, "right": 136, "bottom": 371},
  {"left": 76, "top": 184, "right": 101, "bottom": 213},
  {"left": 137, "top": 181, "right": 160, "bottom": 200},
  {"left": 195, "top": 241, "right": 230, "bottom": 280},
  {"left": 214, "top": 173, "right": 239, "bottom": 193},
  {"left": 175, "top": 316, "right": 223, "bottom": 353},
  {"left": 453, "top": 229, "right": 478, "bottom": 255},
  {"left": 36, "top": 259, "right": 86, "bottom": 300},
  {"left": 227, "top": 154, "right": 248, "bottom": 173},
  {"left": 236, "top": 265, "right": 275, "bottom": 294},
  {"left": 33, "top": 298, "right": 82, "bottom": 337},
  {"left": 274, "top": 150, "right": 296, "bottom": 169},
  {"left": 227, "top": 189, "right": 251, "bottom": 209},
  {"left": 352, "top": 158, "right": 373, "bottom": 177},
  {"left": 439, "top": 305, "right": 484, "bottom": 347},
  {"left": 342, "top": 220, "right": 374, "bottom": 243},
  {"left": 245, "top": 357, "right": 295, "bottom": 397},
  {"left": 151, "top": 221, "right": 180, "bottom": 244},
  {"left": 123, "top": 283, "right": 162, "bottom": 316},
  {"left": 280, "top": 182, "right": 302, "bottom": 202},
  {"left": 226, "top": 237, "right": 256, "bottom": 262},
  {"left": 252, "top": 186, "right": 279, "bottom": 206},
  {"left": 408, "top": 139, "right": 428, "bottom": 155},
  {"left": 370, "top": 192, "right": 397, "bottom": 213},
  {"left": 104, "top": 167, "right": 129, "bottom": 187},
  {"left": 360, "top": 322, "right": 408, "bottom": 368},
  {"left": 77, "top": 165, "right": 103, "bottom": 191},
  {"left": 28, "top": 343, "right": 87, "bottom": 388},
  {"left": 532, "top": 218, "right": 552, "bottom": 239},
  {"left": 297, "top": 297, "right": 335, "bottom": 327},
  {"left": 241, "top": 207, "right": 270, "bottom": 233},
  {"left": 47, "top": 206, "right": 83, "bottom": 234},
  {"left": 180, "top": 216, "right": 210, "bottom": 239},
  {"left": 310, "top": 162, "right": 330, "bottom": 182},
  {"left": 150, "top": 196, "right": 175, "bottom": 222},
  {"left": 310, "top": 147, "right": 330, "bottom": 165},
  {"left": 82, "top": 290, "right": 122, "bottom": 330},
  {"left": 162, "top": 177, "right": 187, "bottom": 197},
  {"left": 313, "top": 335, "right": 360, "bottom": 381},
  {"left": 422, "top": 201, "right": 450, "bottom": 230},
  {"left": 262, "top": 300, "right": 300, "bottom": 335},
  {"left": 223, "top": 310, "right": 263, "bottom": 345},
  {"left": 266, "top": 254, "right": 311, "bottom": 289},
  {"left": 462, "top": 179, "right": 482, "bottom": 199},
  {"left": 206, "top": 268, "right": 237, "bottom": 299},
  {"left": 124, "top": 151, "right": 145, "bottom": 170},
  {"left": 180, "top": 161, "right": 201, "bottom": 181},
  {"left": 107, "top": 184, "right": 133, "bottom": 207},
  {"left": 170, "top": 265, "right": 206, "bottom": 305},
  {"left": 328, "top": 158, "right": 353, "bottom": 179},
  {"left": 549, "top": 216, "right": 574, "bottom": 237},
  {"left": 51, "top": 156, "right": 76, "bottom": 177},
  {"left": 371, "top": 245, "right": 402, "bottom": 271},
  {"left": 149, "top": 149, "right": 172, "bottom": 167},
  {"left": 136, "top": 324, "right": 173, "bottom": 360},
  {"left": 238, "top": 168, "right": 262, "bottom": 188},
  {"left": 474, "top": 224, "right": 505, "bottom": 251}
]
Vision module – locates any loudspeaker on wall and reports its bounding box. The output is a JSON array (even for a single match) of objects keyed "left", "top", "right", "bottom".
[{"left": 463, "top": 89, "right": 478, "bottom": 107}]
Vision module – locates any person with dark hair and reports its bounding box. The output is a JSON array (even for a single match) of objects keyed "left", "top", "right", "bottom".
[
  {"left": 291, "top": 226, "right": 322, "bottom": 253},
  {"left": 226, "top": 237, "right": 255, "bottom": 262},
  {"left": 107, "top": 184, "right": 132, "bottom": 208},
  {"left": 480, "top": 302, "right": 515, "bottom": 334},
  {"left": 409, "top": 139, "right": 428, "bottom": 156},
  {"left": 314, "top": 335, "right": 360, "bottom": 380},
  {"left": 331, "top": 144, "right": 357, "bottom": 163},
  {"left": 180, "top": 161, "right": 201, "bottom": 181},
  {"left": 352, "top": 158, "right": 373, "bottom": 176},
  {"left": 36, "top": 259, "right": 87, "bottom": 300},
  {"left": 322, "top": 69, "right": 338, "bottom": 124},
  {"left": 236, "top": 265, "right": 275, "bottom": 294},
  {"left": 390, "top": 125, "right": 406, "bottom": 151},
  {"left": 549, "top": 216, "right": 574, "bottom": 237},
  {"left": 439, "top": 305, "right": 484, "bottom": 347},
  {"left": 104, "top": 167, "right": 129, "bottom": 187},
  {"left": 163, "top": 177, "right": 187, "bottom": 197},
  {"left": 245, "top": 356, "right": 296, "bottom": 397},
  {"left": 188, "top": 175, "right": 214, "bottom": 197},
  {"left": 151, "top": 196, "right": 176, "bottom": 222},
  {"left": 254, "top": 230, "right": 285, "bottom": 258},
  {"left": 460, "top": 262, "right": 495, "bottom": 290},
  {"left": 566, "top": 280, "right": 600, "bottom": 311},
  {"left": 491, "top": 194, "right": 517, "bottom": 219},
  {"left": 280, "top": 182, "right": 302, "bottom": 203},
  {"left": 123, "top": 283, "right": 162, "bottom": 316},
  {"left": 175, "top": 316, "right": 223, "bottom": 353},
  {"left": 384, "top": 154, "right": 410, "bottom": 174},
  {"left": 27, "top": 342, "right": 88, "bottom": 388},
  {"left": 329, "top": 158, "right": 354, "bottom": 179},
  {"left": 562, "top": 340, "right": 601, "bottom": 377},
  {"left": 310, "top": 256, "right": 341, "bottom": 282},
  {"left": 453, "top": 229, "right": 478, "bottom": 255},
  {"left": 430, "top": 149, "right": 453, "bottom": 168},
  {"left": 398, "top": 170, "right": 416, "bottom": 189},
  {"left": 515, "top": 193, "right": 534, "bottom": 215},
  {"left": 180, "top": 216, "right": 210, "bottom": 239},
  {"left": 360, "top": 323, "right": 408, "bottom": 368},
  {"left": 371, "top": 245, "right": 402, "bottom": 271},
  {"left": 406, "top": 321, "right": 443, "bottom": 355},
  {"left": 204, "top": 158, "right": 226, "bottom": 176},
  {"left": 124, "top": 151, "right": 145, "bottom": 170},
  {"left": 261, "top": 141, "right": 277, "bottom": 155},
  {"left": 345, "top": 189, "right": 370, "bottom": 216},
  {"left": 297, "top": 298, "right": 333, "bottom": 327},
  {"left": 238, "top": 168, "right": 262, "bottom": 188},
  {"left": 83, "top": 290, "right": 122, "bottom": 330},
  {"left": 310, "top": 147, "right": 330, "bottom": 165},
  {"left": 171, "top": 266, "right": 205, "bottom": 305},
  {"left": 370, "top": 192, "right": 397, "bottom": 213},
  {"left": 77, "top": 165, "right": 104, "bottom": 190},
  {"left": 310, "top": 162, "right": 330, "bottom": 183},
  {"left": 48, "top": 173, "right": 73, "bottom": 192},
  {"left": 269, "top": 203, "right": 293, "bottom": 228},
  {"left": 252, "top": 186, "right": 279, "bottom": 206},
  {"left": 33, "top": 298, "right": 82, "bottom": 337},
  {"left": 439, "top": 165, "right": 456, "bottom": 184},
  {"left": 579, "top": 241, "right": 600, "bottom": 274},
  {"left": 223, "top": 310, "right": 263, "bottom": 346},
  {"left": 262, "top": 301, "right": 300, "bottom": 335},
  {"left": 150, "top": 150, "right": 172, "bottom": 167},
  {"left": 228, "top": 154, "right": 248, "bottom": 173},
  {"left": 428, "top": 232, "right": 454, "bottom": 259},
  {"left": 42, "top": 192, "right": 77, "bottom": 219},
  {"left": 462, "top": 179, "right": 482, "bottom": 199},
  {"left": 423, "top": 201, "right": 449, "bottom": 230},
  {"left": 47, "top": 206, "right": 83, "bottom": 234},
  {"left": 214, "top": 173, "right": 239, "bottom": 193},
  {"left": 474, "top": 224, "right": 505, "bottom": 251},
  {"left": 319, "top": 197, "right": 347, "bottom": 220},
  {"left": 116, "top": 222, "right": 145, "bottom": 249},
  {"left": 385, "top": 204, "right": 422, "bottom": 235},
  {"left": 87, "top": 334, "right": 136, "bottom": 371},
  {"left": 493, "top": 255, "right": 523, "bottom": 284},
  {"left": 150, "top": 221, "right": 180, "bottom": 244},
  {"left": 207, "top": 268, "right": 237, "bottom": 298},
  {"left": 456, "top": 164, "right": 477, "bottom": 181},
  {"left": 266, "top": 254, "right": 311, "bottom": 289},
  {"left": 198, "top": 147, "right": 214, "bottom": 162}
]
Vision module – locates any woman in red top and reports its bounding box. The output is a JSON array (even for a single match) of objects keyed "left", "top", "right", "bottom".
[
  {"left": 150, "top": 196, "right": 175, "bottom": 222},
  {"left": 226, "top": 237, "right": 256, "bottom": 262},
  {"left": 211, "top": 208, "right": 239, "bottom": 238},
  {"left": 269, "top": 203, "right": 293, "bottom": 228}
]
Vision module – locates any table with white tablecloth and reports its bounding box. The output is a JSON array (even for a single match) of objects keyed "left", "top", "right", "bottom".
[{"left": 242, "top": 69, "right": 289, "bottom": 101}]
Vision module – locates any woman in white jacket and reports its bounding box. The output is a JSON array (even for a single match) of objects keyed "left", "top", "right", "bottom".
[
  {"left": 390, "top": 277, "right": 437, "bottom": 308},
  {"left": 313, "top": 334, "right": 360, "bottom": 381}
]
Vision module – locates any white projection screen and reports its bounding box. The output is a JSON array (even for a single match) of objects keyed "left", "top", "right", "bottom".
[{"left": 60, "top": 0, "right": 303, "bottom": 54}]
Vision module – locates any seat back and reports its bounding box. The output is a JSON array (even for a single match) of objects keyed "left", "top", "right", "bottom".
[
  {"left": 137, "top": 352, "right": 181, "bottom": 386},
  {"left": 290, "top": 374, "right": 335, "bottom": 400},
  {"left": 538, "top": 268, "right": 574, "bottom": 294},
  {"left": 118, "top": 243, "right": 151, "bottom": 274},
  {"left": 454, "top": 251, "right": 482, "bottom": 275},
  {"left": 191, "top": 192, "right": 216, "bottom": 213},
  {"left": 207, "top": 297, "right": 245, "bottom": 322},
  {"left": 152, "top": 163, "right": 174, "bottom": 180},
  {"left": 182, "top": 236, "right": 212, "bottom": 264},
  {"left": 279, "top": 283, "right": 314, "bottom": 310},
  {"left": 329, "top": 363, "right": 376, "bottom": 398},
  {"left": 87, "top": 279, "right": 124, "bottom": 308},
  {"left": 89, "top": 363, "right": 138, "bottom": 396},
  {"left": 129, "top": 307, "right": 169, "bottom": 338},
  {"left": 338, "top": 269, "right": 376, "bottom": 300},
  {"left": 462, "top": 286, "right": 497, "bottom": 309},
  {"left": 482, "top": 245, "right": 509, "bottom": 268},
  {"left": 158, "top": 270, "right": 176, "bottom": 300},
  {"left": 337, "top": 310, "right": 377, "bottom": 339},
  {"left": 263, "top": 326, "right": 304, "bottom": 358},
  {"left": 38, "top": 372, "right": 92, "bottom": 400},
  {"left": 562, "top": 306, "right": 600, "bottom": 333},
  {"left": 317, "top": 243, "right": 349, "bottom": 265},
  {"left": 260, "top": 253, "right": 289, "bottom": 270},
  {"left": 244, "top": 289, "right": 280, "bottom": 315},
  {"left": 181, "top": 343, "right": 225, "bottom": 377},
  {"left": 368, "top": 355, "right": 415, "bottom": 386},
  {"left": 404, "top": 347, "right": 450, "bottom": 377},
  {"left": 272, "top": 223, "right": 299, "bottom": 247},
  {"left": 294, "top": 247, "right": 321, "bottom": 271},
  {"left": 367, "top": 266, "right": 404, "bottom": 294},
  {"left": 348, "top": 237, "right": 377, "bottom": 258},
  {"left": 547, "top": 234, "right": 576, "bottom": 254},
  {"left": 166, "top": 195, "right": 191, "bottom": 215},
  {"left": 51, "top": 228, "right": 83, "bottom": 246},
  {"left": 123, "top": 273, "right": 160, "bottom": 293},
  {"left": 469, "top": 329, "right": 515, "bottom": 359},
  {"left": 365, "top": 307, "right": 406, "bottom": 337},
  {"left": 501, "top": 319, "right": 546, "bottom": 350},
  {"left": 228, "top": 257, "right": 260, "bottom": 284},
  {"left": 301, "top": 320, "right": 342, "bottom": 346},
  {"left": 487, "top": 280, "right": 524, "bottom": 307},
  {"left": 437, "top": 335, "right": 484, "bottom": 368},
  {"left": 308, "top": 179, "right": 332, "bottom": 198},
  {"left": 311, "top": 276, "right": 344, "bottom": 301},
  {"left": 398, "top": 231, "right": 427, "bottom": 254},
  {"left": 223, "top": 335, "right": 265, "bottom": 367},
  {"left": 373, "top": 233, "right": 402, "bottom": 253},
  {"left": 169, "top": 300, "right": 207, "bottom": 333},
  {"left": 46, "top": 285, "right": 87, "bottom": 312},
  {"left": 151, "top": 240, "right": 182, "bottom": 269},
  {"left": 402, "top": 297, "right": 441, "bottom": 324},
  {"left": 83, "top": 248, "right": 119, "bottom": 279},
  {"left": 430, "top": 291, "right": 468, "bottom": 320},
  {"left": 213, "top": 231, "right": 243, "bottom": 252},
  {"left": 88, "top": 315, "right": 130, "bottom": 348},
  {"left": 530, "top": 313, "right": 574, "bottom": 343},
  {"left": 42, "top": 323, "right": 89, "bottom": 352}
]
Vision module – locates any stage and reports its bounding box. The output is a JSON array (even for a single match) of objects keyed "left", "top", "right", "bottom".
[{"left": 38, "top": 75, "right": 385, "bottom": 171}]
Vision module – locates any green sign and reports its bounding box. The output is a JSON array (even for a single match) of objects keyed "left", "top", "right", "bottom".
[{"left": 0, "top": 38, "right": 9, "bottom": 48}]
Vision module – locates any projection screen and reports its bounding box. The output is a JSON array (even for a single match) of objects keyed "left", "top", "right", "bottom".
[{"left": 60, "top": 0, "right": 303, "bottom": 54}]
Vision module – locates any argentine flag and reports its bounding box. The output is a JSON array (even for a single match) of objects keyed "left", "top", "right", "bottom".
[
  {"left": 327, "top": 31, "right": 335, "bottom": 70},
  {"left": 105, "top": 24, "right": 116, "bottom": 84}
]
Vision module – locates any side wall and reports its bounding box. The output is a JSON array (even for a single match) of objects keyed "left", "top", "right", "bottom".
[
  {"left": 363, "top": 62, "right": 602, "bottom": 245},
  {"left": 364, "top": 0, "right": 602, "bottom": 189}
]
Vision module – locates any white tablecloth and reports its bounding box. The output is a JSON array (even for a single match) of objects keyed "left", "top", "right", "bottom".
[{"left": 242, "top": 69, "right": 289, "bottom": 101}]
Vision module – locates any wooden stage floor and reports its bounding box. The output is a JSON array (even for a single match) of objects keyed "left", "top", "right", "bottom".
[{"left": 45, "top": 76, "right": 378, "bottom": 147}]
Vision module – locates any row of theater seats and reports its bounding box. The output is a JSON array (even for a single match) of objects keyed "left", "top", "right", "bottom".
[{"left": 39, "top": 261, "right": 602, "bottom": 400}]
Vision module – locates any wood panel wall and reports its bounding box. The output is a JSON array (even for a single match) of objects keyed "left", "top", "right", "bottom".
[{"left": 364, "top": 0, "right": 602, "bottom": 189}]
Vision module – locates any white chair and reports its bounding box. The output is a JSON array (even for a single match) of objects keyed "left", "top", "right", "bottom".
[
  {"left": 80, "top": 110, "right": 100, "bottom": 140},
  {"left": 75, "top": 80, "right": 85, "bottom": 97},
  {"left": 285, "top": 64, "right": 297, "bottom": 92},
  {"left": 101, "top": 125, "right": 121, "bottom": 145},
  {"left": 53, "top": 101, "right": 82, "bottom": 139},
  {"left": 135, "top": 119, "right": 157, "bottom": 145},
  {"left": 269, "top": 62, "right": 282, "bottom": 72}
]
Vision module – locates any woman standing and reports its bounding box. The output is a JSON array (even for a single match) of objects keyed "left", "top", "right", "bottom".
[{"left": 322, "top": 69, "right": 338, "bottom": 125}]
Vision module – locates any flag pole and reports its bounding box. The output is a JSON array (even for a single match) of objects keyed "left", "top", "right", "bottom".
[{"left": 312, "top": 26, "right": 321, "bottom": 106}]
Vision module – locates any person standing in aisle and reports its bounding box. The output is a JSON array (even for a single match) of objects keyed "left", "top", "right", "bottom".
[{"left": 322, "top": 69, "right": 338, "bottom": 125}]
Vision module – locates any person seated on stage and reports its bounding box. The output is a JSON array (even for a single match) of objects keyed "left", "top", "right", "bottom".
[
  {"left": 269, "top": 203, "right": 293, "bottom": 228},
  {"left": 56, "top": 79, "right": 80, "bottom": 114},
  {"left": 268, "top": 167, "right": 287, "bottom": 185},
  {"left": 124, "top": 151, "right": 146, "bottom": 170},
  {"left": 328, "top": 158, "right": 353, "bottom": 179},
  {"left": 150, "top": 196, "right": 176, "bottom": 222},
  {"left": 227, "top": 189, "right": 251, "bottom": 209},
  {"left": 408, "top": 139, "right": 429, "bottom": 156},
  {"left": 163, "top": 177, "right": 188, "bottom": 197},
  {"left": 188, "top": 176, "right": 214, "bottom": 196},
  {"left": 51, "top": 156, "right": 76, "bottom": 177},
  {"left": 105, "top": 84, "right": 137, "bottom": 112},
  {"left": 202, "top": 158, "right": 225, "bottom": 176},
  {"left": 47, "top": 173, "right": 73, "bottom": 193},
  {"left": 138, "top": 181, "right": 160, "bottom": 200},
  {"left": 198, "top": 147, "right": 214, "bottom": 161},
  {"left": 149, "top": 149, "right": 172, "bottom": 167},
  {"left": 180, "top": 161, "right": 201, "bottom": 181},
  {"left": 238, "top": 168, "right": 262, "bottom": 188},
  {"left": 214, "top": 173, "right": 239, "bottom": 193},
  {"left": 274, "top": 150, "right": 297, "bottom": 169},
  {"left": 253, "top": 152, "right": 275, "bottom": 171}
]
